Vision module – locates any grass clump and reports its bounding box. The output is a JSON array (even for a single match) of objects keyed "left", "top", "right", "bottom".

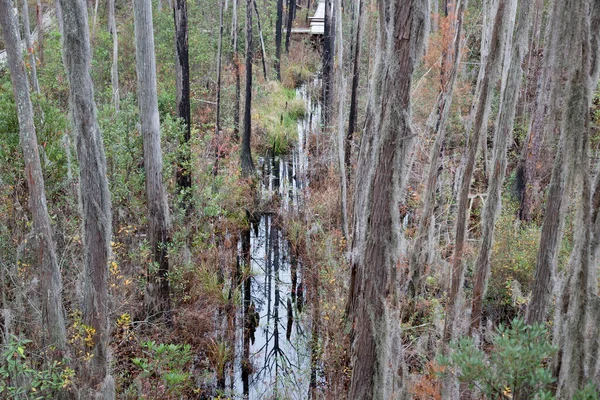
[{"left": 254, "top": 81, "right": 307, "bottom": 155}]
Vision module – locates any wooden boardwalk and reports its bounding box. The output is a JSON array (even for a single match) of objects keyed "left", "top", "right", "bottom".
[{"left": 291, "top": 1, "right": 325, "bottom": 35}]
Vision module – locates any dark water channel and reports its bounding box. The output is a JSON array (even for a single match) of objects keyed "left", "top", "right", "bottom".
[{"left": 231, "top": 80, "right": 321, "bottom": 399}]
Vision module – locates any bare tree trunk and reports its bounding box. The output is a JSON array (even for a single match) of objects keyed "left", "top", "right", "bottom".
[
  {"left": 285, "top": 0, "right": 295, "bottom": 53},
  {"left": 525, "top": 0, "right": 579, "bottom": 325},
  {"left": 469, "top": 0, "right": 529, "bottom": 334},
  {"left": 58, "top": 0, "right": 114, "bottom": 393},
  {"left": 347, "top": 1, "right": 428, "bottom": 398},
  {"left": 214, "top": 0, "right": 224, "bottom": 173},
  {"left": 21, "top": 0, "right": 40, "bottom": 94},
  {"left": 334, "top": 0, "right": 347, "bottom": 240},
  {"left": 108, "top": 0, "right": 119, "bottom": 111},
  {"left": 322, "top": 0, "right": 332, "bottom": 127},
  {"left": 443, "top": 0, "right": 510, "bottom": 345},
  {"left": 344, "top": 0, "right": 363, "bottom": 172},
  {"left": 407, "top": 0, "right": 466, "bottom": 299},
  {"left": 173, "top": 0, "right": 192, "bottom": 197},
  {"left": 253, "top": 0, "right": 267, "bottom": 80},
  {"left": 134, "top": 0, "right": 171, "bottom": 323},
  {"left": 232, "top": 0, "right": 241, "bottom": 139},
  {"left": 241, "top": 0, "right": 254, "bottom": 176},
  {"left": 36, "top": 0, "right": 43, "bottom": 64},
  {"left": 275, "top": 0, "right": 283, "bottom": 80},
  {"left": 0, "top": 0, "right": 67, "bottom": 358}
]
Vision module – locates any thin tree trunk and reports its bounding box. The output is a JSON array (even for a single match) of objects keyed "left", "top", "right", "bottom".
[
  {"left": 241, "top": 0, "right": 254, "bottom": 176},
  {"left": 334, "top": 0, "right": 347, "bottom": 240},
  {"left": 173, "top": 0, "right": 192, "bottom": 196},
  {"left": 344, "top": 0, "right": 362, "bottom": 172},
  {"left": 214, "top": 0, "right": 224, "bottom": 174},
  {"left": 275, "top": 0, "right": 283, "bottom": 80},
  {"left": 58, "top": 0, "right": 113, "bottom": 393},
  {"left": 134, "top": 0, "right": 171, "bottom": 323},
  {"left": 443, "top": 0, "right": 510, "bottom": 345},
  {"left": 285, "top": 0, "right": 295, "bottom": 53},
  {"left": 469, "top": 0, "right": 528, "bottom": 334},
  {"left": 321, "top": 0, "right": 332, "bottom": 127},
  {"left": 407, "top": 0, "right": 466, "bottom": 299},
  {"left": 347, "top": 0, "right": 428, "bottom": 398},
  {"left": 0, "top": 0, "right": 67, "bottom": 359},
  {"left": 108, "top": 0, "right": 119, "bottom": 111},
  {"left": 21, "top": 0, "right": 40, "bottom": 94},
  {"left": 232, "top": 0, "right": 241, "bottom": 139},
  {"left": 36, "top": 0, "right": 43, "bottom": 64},
  {"left": 253, "top": 0, "right": 268, "bottom": 80}
]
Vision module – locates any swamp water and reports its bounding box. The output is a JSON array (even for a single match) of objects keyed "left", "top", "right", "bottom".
[{"left": 230, "top": 79, "right": 322, "bottom": 399}]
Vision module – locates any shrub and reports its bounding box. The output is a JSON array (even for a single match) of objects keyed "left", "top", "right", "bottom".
[{"left": 438, "top": 318, "right": 556, "bottom": 398}]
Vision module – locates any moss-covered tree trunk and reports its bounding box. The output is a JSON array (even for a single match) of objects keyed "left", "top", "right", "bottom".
[
  {"left": 347, "top": 1, "right": 428, "bottom": 398},
  {"left": 0, "top": 0, "right": 67, "bottom": 358},
  {"left": 58, "top": 0, "right": 114, "bottom": 394},
  {"left": 134, "top": 0, "right": 172, "bottom": 323},
  {"left": 241, "top": 0, "right": 255, "bottom": 176}
]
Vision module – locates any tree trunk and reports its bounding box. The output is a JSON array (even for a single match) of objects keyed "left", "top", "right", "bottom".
[
  {"left": 214, "top": 0, "right": 224, "bottom": 173},
  {"left": 0, "top": 0, "right": 67, "bottom": 359},
  {"left": 36, "top": 0, "right": 43, "bottom": 64},
  {"left": 443, "top": 0, "right": 510, "bottom": 345},
  {"left": 321, "top": 0, "right": 332, "bottom": 127},
  {"left": 515, "top": 0, "right": 566, "bottom": 223},
  {"left": 108, "top": 0, "right": 119, "bottom": 111},
  {"left": 134, "top": 0, "right": 171, "bottom": 323},
  {"left": 275, "top": 0, "right": 283, "bottom": 80},
  {"left": 344, "top": 0, "right": 363, "bottom": 173},
  {"left": 554, "top": 3, "right": 597, "bottom": 396},
  {"left": 469, "top": 0, "right": 529, "bottom": 334},
  {"left": 407, "top": 0, "right": 466, "bottom": 299},
  {"left": 173, "top": 0, "right": 192, "bottom": 198},
  {"left": 525, "top": 0, "right": 580, "bottom": 325},
  {"left": 285, "top": 0, "right": 295, "bottom": 53},
  {"left": 241, "top": 0, "right": 254, "bottom": 176},
  {"left": 253, "top": 0, "right": 268, "bottom": 79},
  {"left": 232, "top": 0, "right": 241, "bottom": 139},
  {"left": 334, "top": 0, "right": 347, "bottom": 240},
  {"left": 21, "top": 0, "right": 40, "bottom": 94},
  {"left": 58, "top": 0, "right": 113, "bottom": 392},
  {"left": 347, "top": 1, "right": 428, "bottom": 398}
]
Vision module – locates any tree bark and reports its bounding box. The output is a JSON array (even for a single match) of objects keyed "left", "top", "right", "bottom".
[
  {"left": 173, "top": 0, "right": 192, "bottom": 196},
  {"left": 134, "top": 0, "right": 172, "bottom": 323},
  {"left": 21, "top": 0, "right": 40, "bottom": 94},
  {"left": 443, "top": 0, "right": 511, "bottom": 344},
  {"left": 285, "top": 0, "right": 295, "bottom": 53},
  {"left": 241, "top": 0, "right": 254, "bottom": 176},
  {"left": 0, "top": 0, "right": 67, "bottom": 357},
  {"left": 275, "top": 0, "right": 283, "bottom": 80},
  {"left": 334, "top": 0, "right": 347, "bottom": 240},
  {"left": 344, "top": 0, "right": 363, "bottom": 173},
  {"left": 36, "top": 0, "right": 43, "bottom": 64},
  {"left": 58, "top": 0, "right": 113, "bottom": 392},
  {"left": 347, "top": 1, "right": 428, "bottom": 398},
  {"left": 525, "top": 0, "right": 580, "bottom": 325},
  {"left": 214, "top": 0, "right": 224, "bottom": 173},
  {"left": 232, "top": 0, "right": 241, "bottom": 139},
  {"left": 108, "top": 0, "right": 119, "bottom": 111},
  {"left": 407, "top": 0, "right": 466, "bottom": 299},
  {"left": 321, "top": 0, "right": 333, "bottom": 127},
  {"left": 469, "top": 0, "right": 529, "bottom": 334},
  {"left": 553, "top": 3, "right": 598, "bottom": 396}
]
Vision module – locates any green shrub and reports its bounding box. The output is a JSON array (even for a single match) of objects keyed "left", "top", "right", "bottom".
[{"left": 438, "top": 318, "right": 556, "bottom": 399}]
